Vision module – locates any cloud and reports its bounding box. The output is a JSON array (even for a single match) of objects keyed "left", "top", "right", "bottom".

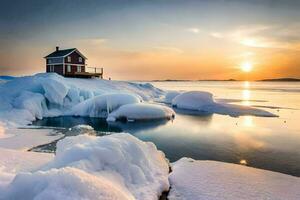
[
  {"left": 152, "top": 46, "right": 184, "bottom": 54},
  {"left": 210, "top": 24, "right": 300, "bottom": 50},
  {"left": 210, "top": 32, "right": 223, "bottom": 38},
  {"left": 74, "top": 38, "right": 108, "bottom": 46},
  {"left": 186, "top": 28, "right": 200, "bottom": 34}
]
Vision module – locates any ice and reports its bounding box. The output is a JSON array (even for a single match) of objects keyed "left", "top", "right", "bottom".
[
  {"left": 70, "top": 93, "right": 141, "bottom": 118},
  {"left": 172, "top": 91, "right": 277, "bottom": 117},
  {"left": 1, "top": 133, "right": 170, "bottom": 200},
  {"left": 0, "top": 128, "right": 63, "bottom": 150},
  {"left": 3, "top": 167, "right": 134, "bottom": 200},
  {"left": 0, "top": 73, "right": 166, "bottom": 127},
  {"left": 107, "top": 103, "right": 175, "bottom": 122},
  {"left": 172, "top": 91, "right": 214, "bottom": 110},
  {"left": 13, "top": 91, "right": 47, "bottom": 120},
  {"left": 169, "top": 158, "right": 300, "bottom": 200},
  {"left": 0, "top": 148, "right": 53, "bottom": 188},
  {"left": 65, "top": 125, "right": 96, "bottom": 136},
  {"left": 164, "top": 91, "right": 181, "bottom": 104}
]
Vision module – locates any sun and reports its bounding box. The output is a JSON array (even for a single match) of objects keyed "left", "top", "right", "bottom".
[{"left": 241, "top": 62, "right": 253, "bottom": 72}]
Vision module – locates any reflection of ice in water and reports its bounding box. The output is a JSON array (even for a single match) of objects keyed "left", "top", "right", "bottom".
[
  {"left": 242, "top": 81, "right": 251, "bottom": 106},
  {"left": 243, "top": 116, "right": 253, "bottom": 127}
]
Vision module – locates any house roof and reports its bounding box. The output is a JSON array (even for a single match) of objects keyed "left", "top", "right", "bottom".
[{"left": 44, "top": 48, "right": 87, "bottom": 59}]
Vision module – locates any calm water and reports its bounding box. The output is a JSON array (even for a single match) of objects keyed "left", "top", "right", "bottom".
[{"left": 33, "top": 81, "right": 300, "bottom": 177}]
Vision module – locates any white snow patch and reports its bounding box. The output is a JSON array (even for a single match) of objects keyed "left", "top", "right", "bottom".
[
  {"left": 0, "top": 148, "right": 53, "bottom": 188},
  {"left": 70, "top": 93, "right": 141, "bottom": 118},
  {"left": 0, "top": 128, "right": 63, "bottom": 150},
  {"left": 0, "top": 73, "right": 165, "bottom": 127},
  {"left": 172, "top": 91, "right": 277, "bottom": 117},
  {"left": 164, "top": 91, "right": 181, "bottom": 104},
  {"left": 107, "top": 103, "right": 175, "bottom": 122},
  {"left": 1, "top": 133, "right": 170, "bottom": 200},
  {"left": 169, "top": 158, "right": 300, "bottom": 200},
  {"left": 3, "top": 167, "right": 134, "bottom": 200}
]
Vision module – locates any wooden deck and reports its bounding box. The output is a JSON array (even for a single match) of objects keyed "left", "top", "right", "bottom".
[{"left": 65, "top": 67, "right": 103, "bottom": 79}]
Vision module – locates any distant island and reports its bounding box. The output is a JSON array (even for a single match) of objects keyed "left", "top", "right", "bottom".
[{"left": 259, "top": 78, "right": 300, "bottom": 82}]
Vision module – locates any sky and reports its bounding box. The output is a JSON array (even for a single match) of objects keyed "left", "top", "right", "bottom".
[{"left": 0, "top": 0, "right": 300, "bottom": 80}]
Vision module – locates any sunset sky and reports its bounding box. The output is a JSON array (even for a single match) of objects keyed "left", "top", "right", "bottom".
[{"left": 1, "top": 0, "right": 300, "bottom": 80}]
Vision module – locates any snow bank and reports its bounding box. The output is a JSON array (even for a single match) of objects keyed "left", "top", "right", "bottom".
[
  {"left": 4, "top": 167, "right": 134, "bottom": 200},
  {"left": 70, "top": 93, "right": 141, "bottom": 118},
  {"left": 169, "top": 158, "right": 300, "bottom": 200},
  {"left": 0, "top": 73, "right": 165, "bottom": 126},
  {"left": 164, "top": 91, "right": 181, "bottom": 104},
  {"left": 107, "top": 103, "right": 175, "bottom": 122},
  {"left": 172, "top": 91, "right": 214, "bottom": 110},
  {"left": 0, "top": 128, "right": 63, "bottom": 150},
  {"left": 172, "top": 91, "right": 277, "bottom": 117},
  {"left": 1, "top": 133, "right": 169, "bottom": 200},
  {"left": 43, "top": 133, "right": 170, "bottom": 199},
  {"left": 0, "top": 148, "right": 53, "bottom": 188}
]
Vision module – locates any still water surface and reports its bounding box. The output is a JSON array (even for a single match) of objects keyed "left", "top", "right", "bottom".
[{"left": 33, "top": 81, "right": 300, "bottom": 177}]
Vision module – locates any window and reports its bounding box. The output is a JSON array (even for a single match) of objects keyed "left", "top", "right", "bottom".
[
  {"left": 49, "top": 65, "right": 54, "bottom": 72},
  {"left": 67, "top": 65, "right": 71, "bottom": 72},
  {"left": 78, "top": 57, "right": 82, "bottom": 62},
  {"left": 67, "top": 56, "right": 71, "bottom": 62},
  {"left": 48, "top": 59, "right": 52, "bottom": 64},
  {"left": 77, "top": 66, "right": 81, "bottom": 72}
]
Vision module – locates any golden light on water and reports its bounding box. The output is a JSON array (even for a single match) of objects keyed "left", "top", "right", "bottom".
[
  {"left": 243, "top": 116, "right": 253, "bottom": 127},
  {"left": 241, "top": 62, "right": 253, "bottom": 72}
]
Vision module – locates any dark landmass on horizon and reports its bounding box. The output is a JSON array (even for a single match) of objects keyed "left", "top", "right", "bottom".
[{"left": 259, "top": 78, "right": 300, "bottom": 82}]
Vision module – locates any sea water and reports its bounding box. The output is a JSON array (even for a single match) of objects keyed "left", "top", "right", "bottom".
[{"left": 33, "top": 81, "right": 300, "bottom": 176}]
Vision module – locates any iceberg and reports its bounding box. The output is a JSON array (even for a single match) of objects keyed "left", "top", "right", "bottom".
[
  {"left": 172, "top": 91, "right": 277, "bottom": 117},
  {"left": 107, "top": 103, "right": 175, "bottom": 122}
]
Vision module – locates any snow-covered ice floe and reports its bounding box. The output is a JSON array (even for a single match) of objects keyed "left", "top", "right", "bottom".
[
  {"left": 169, "top": 158, "right": 300, "bottom": 200},
  {"left": 171, "top": 91, "right": 277, "bottom": 117},
  {"left": 0, "top": 73, "right": 169, "bottom": 127},
  {"left": 107, "top": 103, "right": 175, "bottom": 122},
  {"left": 1, "top": 133, "right": 170, "bottom": 200}
]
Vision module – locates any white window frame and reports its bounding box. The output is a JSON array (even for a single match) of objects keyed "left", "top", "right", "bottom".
[
  {"left": 67, "top": 56, "right": 71, "bottom": 62},
  {"left": 67, "top": 65, "right": 71, "bottom": 72},
  {"left": 78, "top": 57, "right": 82, "bottom": 63},
  {"left": 77, "top": 66, "right": 81, "bottom": 72}
]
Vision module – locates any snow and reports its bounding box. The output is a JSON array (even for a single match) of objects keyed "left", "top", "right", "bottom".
[
  {"left": 0, "top": 73, "right": 166, "bottom": 127},
  {"left": 172, "top": 91, "right": 277, "bottom": 117},
  {"left": 169, "top": 158, "right": 300, "bottom": 200},
  {"left": 70, "top": 93, "right": 141, "bottom": 118},
  {"left": 164, "top": 91, "right": 181, "bottom": 104},
  {"left": 0, "top": 128, "right": 63, "bottom": 150},
  {"left": 107, "top": 103, "right": 175, "bottom": 122},
  {"left": 0, "top": 148, "right": 53, "bottom": 188},
  {"left": 172, "top": 91, "right": 214, "bottom": 110},
  {"left": 4, "top": 167, "right": 134, "bottom": 200},
  {"left": 1, "top": 133, "right": 170, "bottom": 200}
]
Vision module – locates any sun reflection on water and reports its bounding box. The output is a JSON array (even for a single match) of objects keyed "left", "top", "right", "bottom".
[
  {"left": 242, "top": 81, "right": 251, "bottom": 106},
  {"left": 243, "top": 116, "right": 253, "bottom": 127}
]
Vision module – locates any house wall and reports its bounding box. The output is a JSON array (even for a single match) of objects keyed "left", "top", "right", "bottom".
[
  {"left": 47, "top": 57, "right": 63, "bottom": 64},
  {"left": 64, "top": 51, "right": 86, "bottom": 66},
  {"left": 65, "top": 65, "right": 84, "bottom": 75},
  {"left": 46, "top": 64, "right": 64, "bottom": 75}
]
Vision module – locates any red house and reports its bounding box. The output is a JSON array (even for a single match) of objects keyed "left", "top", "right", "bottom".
[{"left": 44, "top": 47, "right": 103, "bottom": 78}]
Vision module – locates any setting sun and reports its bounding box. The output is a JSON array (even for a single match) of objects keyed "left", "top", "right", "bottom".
[{"left": 241, "top": 62, "right": 253, "bottom": 72}]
